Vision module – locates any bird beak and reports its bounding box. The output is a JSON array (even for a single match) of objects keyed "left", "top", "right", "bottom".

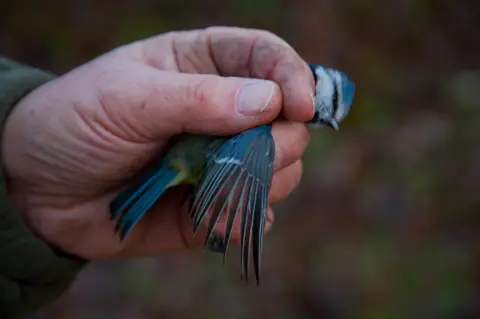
[{"left": 327, "top": 119, "right": 339, "bottom": 131}]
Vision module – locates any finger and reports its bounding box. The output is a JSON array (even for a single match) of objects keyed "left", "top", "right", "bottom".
[
  {"left": 271, "top": 120, "right": 310, "bottom": 171},
  {"left": 139, "top": 27, "right": 315, "bottom": 122},
  {"left": 102, "top": 68, "right": 283, "bottom": 140},
  {"left": 269, "top": 159, "right": 303, "bottom": 204}
]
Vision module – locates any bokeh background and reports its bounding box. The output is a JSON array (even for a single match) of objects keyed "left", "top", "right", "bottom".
[{"left": 2, "top": 0, "right": 479, "bottom": 318}]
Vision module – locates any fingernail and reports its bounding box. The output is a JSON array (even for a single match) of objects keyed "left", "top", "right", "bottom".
[
  {"left": 310, "top": 92, "right": 316, "bottom": 115},
  {"left": 273, "top": 150, "right": 282, "bottom": 170},
  {"left": 236, "top": 80, "right": 274, "bottom": 116}
]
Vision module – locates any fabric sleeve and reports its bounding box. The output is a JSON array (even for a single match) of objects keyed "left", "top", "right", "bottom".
[{"left": 0, "top": 57, "right": 87, "bottom": 319}]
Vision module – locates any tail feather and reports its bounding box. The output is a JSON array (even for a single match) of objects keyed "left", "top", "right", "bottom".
[
  {"left": 110, "top": 160, "right": 170, "bottom": 219},
  {"left": 110, "top": 165, "right": 180, "bottom": 240}
]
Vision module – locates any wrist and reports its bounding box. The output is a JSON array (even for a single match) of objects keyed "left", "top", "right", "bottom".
[
  {"left": 0, "top": 58, "right": 56, "bottom": 226},
  {"left": 0, "top": 58, "right": 87, "bottom": 317},
  {"left": 0, "top": 58, "right": 56, "bottom": 123}
]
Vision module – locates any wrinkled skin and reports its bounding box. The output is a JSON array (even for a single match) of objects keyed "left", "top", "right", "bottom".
[{"left": 2, "top": 27, "right": 313, "bottom": 260}]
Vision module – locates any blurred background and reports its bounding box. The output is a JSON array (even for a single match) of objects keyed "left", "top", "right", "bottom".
[{"left": 2, "top": 0, "right": 479, "bottom": 318}]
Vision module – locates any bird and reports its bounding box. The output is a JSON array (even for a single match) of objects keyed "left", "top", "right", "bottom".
[{"left": 109, "top": 63, "right": 355, "bottom": 285}]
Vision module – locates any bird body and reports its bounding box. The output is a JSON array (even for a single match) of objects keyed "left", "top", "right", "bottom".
[
  {"left": 110, "top": 134, "right": 220, "bottom": 238},
  {"left": 109, "top": 63, "right": 355, "bottom": 285}
]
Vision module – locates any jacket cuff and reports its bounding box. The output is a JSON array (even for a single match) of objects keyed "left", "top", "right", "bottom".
[
  {"left": 0, "top": 58, "right": 56, "bottom": 122},
  {"left": 0, "top": 58, "right": 87, "bottom": 318}
]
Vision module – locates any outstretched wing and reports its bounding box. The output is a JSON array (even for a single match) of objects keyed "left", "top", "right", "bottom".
[{"left": 191, "top": 125, "right": 275, "bottom": 285}]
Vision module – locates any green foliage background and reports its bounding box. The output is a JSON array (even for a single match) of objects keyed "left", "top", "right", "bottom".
[{"left": 1, "top": 0, "right": 479, "bottom": 318}]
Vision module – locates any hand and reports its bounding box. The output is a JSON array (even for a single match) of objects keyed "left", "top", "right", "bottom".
[{"left": 2, "top": 26, "right": 314, "bottom": 259}]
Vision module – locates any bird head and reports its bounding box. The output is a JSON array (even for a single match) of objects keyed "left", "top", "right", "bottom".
[{"left": 307, "top": 63, "right": 355, "bottom": 131}]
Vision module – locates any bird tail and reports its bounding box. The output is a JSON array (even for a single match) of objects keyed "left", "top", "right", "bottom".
[{"left": 110, "top": 162, "right": 182, "bottom": 240}]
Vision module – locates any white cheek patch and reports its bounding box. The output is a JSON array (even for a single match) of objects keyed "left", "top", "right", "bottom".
[
  {"left": 330, "top": 70, "right": 345, "bottom": 122},
  {"left": 314, "top": 67, "right": 335, "bottom": 117}
]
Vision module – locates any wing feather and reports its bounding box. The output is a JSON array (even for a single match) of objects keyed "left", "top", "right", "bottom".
[{"left": 191, "top": 125, "right": 274, "bottom": 285}]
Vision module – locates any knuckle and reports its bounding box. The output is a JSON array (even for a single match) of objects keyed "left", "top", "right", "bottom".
[
  {"left": 274, "top": 122, "right": 310, "bottom": 170},
  {"left": 286, "top": 160, "right": 303, "bottom": 190},
  {"left": 191, "top": 77, "right": 211, "bottom": 106},
  {"left": 203, "top": 25, "right": 222, "bottom": 34},
  {"left": 254, "top": 29, "right": 283, "bottom": 43},
  {"left": 188, "top": 76, "right": 236, "bottom": 121},
  {"left": 269, "top": 160, "right": 303, "bottom": 203}
]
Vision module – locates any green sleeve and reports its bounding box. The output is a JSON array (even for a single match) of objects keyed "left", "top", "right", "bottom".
[{"left": 0, "top": 58, "right": 87, "bottom": 318}]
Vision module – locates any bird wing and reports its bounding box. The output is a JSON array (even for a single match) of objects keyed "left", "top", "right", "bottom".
[{"left": 191, "top": 125, "right": 275, "bottom": 285}]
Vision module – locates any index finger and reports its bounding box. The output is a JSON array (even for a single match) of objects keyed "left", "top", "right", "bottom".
[{"left": 139, "top": 26, "right": 316, "bottom": 122}]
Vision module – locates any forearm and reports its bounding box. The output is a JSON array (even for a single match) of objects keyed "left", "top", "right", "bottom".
[{"left": 0, "top": 58, "right": 87, "bottom": 318}]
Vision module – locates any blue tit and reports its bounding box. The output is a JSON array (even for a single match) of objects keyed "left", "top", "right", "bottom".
[
  {"left": 306, "top": 62, "right": 355, "bottom": 130},
  {"left": 109, "top": 63, "right": 355, "bottom": 285}
]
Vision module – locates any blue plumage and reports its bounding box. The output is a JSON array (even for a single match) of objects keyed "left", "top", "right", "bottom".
[
  {"left": 116, "top": 167, "right": 179, "bottom": 239},
  {"left": 110, "top": 160, "right": 177, "bottom": 220},
  {"left": 110, "top": 135, "right": 220, "bottom": 239},
  {"left": 109, "top": 63, "right": 355, "bottom": 285},
  {"left": 191, "top": 124, "right": 274, "bottom": 283},
  {"left": 307, "top": 63, "right": 355, "bottom": 130}
]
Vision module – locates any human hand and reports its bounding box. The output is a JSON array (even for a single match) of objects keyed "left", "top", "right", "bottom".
[{"left": 2, "top": 27, "right": 314, "bottom": 260}]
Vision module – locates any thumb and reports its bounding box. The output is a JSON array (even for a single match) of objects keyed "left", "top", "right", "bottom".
[{"left": 122, "top": 70, "right": 282, "bottom": 138}]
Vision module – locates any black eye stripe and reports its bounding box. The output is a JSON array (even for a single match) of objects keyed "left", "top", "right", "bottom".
[
  {"left": 323, "top": 69, "right": 339, "bottom": 116},
  {"left": 308, "top": 63, "right": 318, "bottom": 82},
  {"left": 332, "top": 79, "right": 339, "bottom": 115},
  {"left": 310, "top": 111, "right": 320, "bottom": 123}
]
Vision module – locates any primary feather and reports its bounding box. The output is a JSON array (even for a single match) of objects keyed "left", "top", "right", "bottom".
[{"left": 191, "top": 124, "right": 274, "bottom": 284}]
